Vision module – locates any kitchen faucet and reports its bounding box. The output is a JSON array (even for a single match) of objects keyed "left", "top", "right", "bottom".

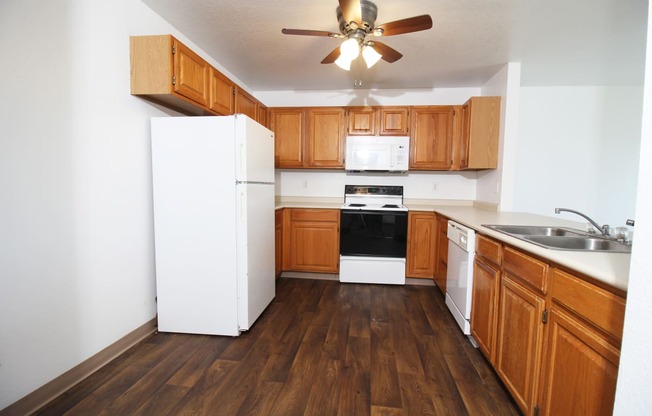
[{"left": 554, "top": 208, "right": 610, "bottom": 237}]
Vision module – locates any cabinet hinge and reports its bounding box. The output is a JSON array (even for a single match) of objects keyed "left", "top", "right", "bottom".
[
  {"left": 232, "top": 87, "right": 236, "bottom": 96},
  {"left": 172, "top": 76, "right": 176, "bottom": 86},
  {"left": 172, "top": 45, "right": 176, "bottom": 54},
  {"left": 534, "top": 405, "right": 540, "bottom": 416},
  {"left": 542, "top": 309, "right": 548, "bottom": 324}
]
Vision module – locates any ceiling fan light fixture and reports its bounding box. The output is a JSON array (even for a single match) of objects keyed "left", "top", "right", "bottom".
[
  {"left": 340, "top": 38, "right": 360, "bottom": 60},
  {"left": 362, "top": 45, "right": 382, "bottom": 68},
  {"left": 335, "top": 55, "right": 353, "bottom": 71}
]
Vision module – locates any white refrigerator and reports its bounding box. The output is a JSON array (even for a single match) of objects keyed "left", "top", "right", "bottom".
[{"left": 151, "top": 115, "right": 275, "bottom": 336}]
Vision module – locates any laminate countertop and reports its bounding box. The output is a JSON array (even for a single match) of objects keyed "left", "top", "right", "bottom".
[{"left": 276, "top": 197, "right": 631, "bottom": 291}]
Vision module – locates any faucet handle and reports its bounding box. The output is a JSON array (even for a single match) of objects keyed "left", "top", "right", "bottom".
[{"left": 626, "top": 219, "right": 635, "bottom": 226}]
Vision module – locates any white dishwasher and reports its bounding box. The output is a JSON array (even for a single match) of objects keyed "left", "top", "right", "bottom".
[{"left": 445, "top": 220, "right": 476, "bottom": 337}]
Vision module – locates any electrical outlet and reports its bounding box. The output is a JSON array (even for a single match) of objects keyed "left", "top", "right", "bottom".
[
  {"left": 495, "top": 182, "right": 501, "bottom": 194},
  {"left": 432, "top": 182, "right": 438, "bottom": 191},
  {"left": 302, "top": 180, "right": 308, "bottom": 189}
]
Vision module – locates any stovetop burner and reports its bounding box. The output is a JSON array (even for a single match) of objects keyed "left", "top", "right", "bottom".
[
  {"left": 348, "top": 203, "right": 367, "bottom": 207},
  {"left": 382, "top": 204, "right": 400, "bottom": 208}
]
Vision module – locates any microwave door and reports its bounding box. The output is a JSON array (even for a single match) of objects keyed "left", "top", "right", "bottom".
[{"left": 348, "top": 145, "right": 390, "bottom": 170}]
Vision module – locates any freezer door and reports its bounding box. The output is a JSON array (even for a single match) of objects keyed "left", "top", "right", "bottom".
[
  {"left": 236, "top": 182, "right": 276, "bottom": 330},
  {"left": 235, "top": 115, "right": 275, "bottom": 183}
]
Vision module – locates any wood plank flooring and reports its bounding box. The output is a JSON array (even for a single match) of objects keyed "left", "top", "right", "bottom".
[{"left": 36, "top": 278, "right": 520, "bottom": 415}]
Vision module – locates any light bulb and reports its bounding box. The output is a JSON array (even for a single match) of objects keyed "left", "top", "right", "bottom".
[
  {"left": 362, "top": 45, "right": 382, "bottom": 68},
  {"left": 335, "top": 55, "right": 352, "bottom": 71},
  {"left": 340, "top": 38, "right": 360, "bottom": 60}
]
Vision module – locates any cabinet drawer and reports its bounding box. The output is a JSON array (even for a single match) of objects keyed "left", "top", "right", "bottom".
[
  {"left": 476, "top": 234, "right": 502, "bottom": 266},
  {"left": 551, "top": 268, "right": 626, "bottom": 342},
  {"left": 503, "top": 247, "right": 548, "bottom": 293},
  {"left": 290, "top": 208, "right": 339, "bottom": 222}
]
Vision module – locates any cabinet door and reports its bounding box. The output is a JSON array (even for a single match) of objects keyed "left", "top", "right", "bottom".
[
  {"left": 379, "top": 107, "right": 410, "bottom": 135},
  {"left": 458, "top": 96, "right": 500, "bottom": 170},
  {"left": 270, "top": 109, "right": 305, "bottom": 168},
  {"left": 495, "top": 275, "right": 545, "bottom": 415},
  {"left": 275, "top": 209, "right": 283, "bottom": 278},
  {"left": 471, "top": 258, "right": 500, "bottom": 363},
  {"left": 173, "top": 39, "right": 209, "bottom": 106},
  {"left": 406, "top": 212, "right": 437, "bottom": 278},
  {"left": 538, "top": 307, "right": 620, "bottom": 416},
  {"left": 306, "top": 108, "right": 345, "bottom": 168},
  {"left": 410, "top": 106, "right": 454, "bottom": 170},
  {"left": 347, "top": 107, "right": 376, "bottom": 135},
  {"left": 235, "top": 86, "right": 258, "bottom": 120},
  {"left": 434, "top": 215, "right": 449, "bottom": 292},
  {"left": 289, "top": 221, "right": 339, "bottom": 273},
  {"left": 257, "top": 103, "right": 268, "bottom": 128},
  {"left": 208, "top": 68, "right": 234, "bottom": 115}
]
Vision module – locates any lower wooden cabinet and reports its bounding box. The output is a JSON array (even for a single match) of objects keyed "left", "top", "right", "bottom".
[
  {"left": 284, "top": 208, "right": 340, "bottom": 273},
  {"left": 537, "top": 268, "right": 625, "bottom": 416},
  {"left": 470, "top": 234, "right": 626, "bottom": 416},
  {"left": 406, "top": 212, "right": 437, "bottom": 279},
  {"left": 470, "top": 256, "right": 500, "bottom": 363},
  {"left": 433, "top": 214, "right": 449, "bottom": 293},
  {"left": 537, "top": 305, "right": 620, "bottom": 416},
  {"left": 471, "top": 234, "right": 502, "bottom": 363},
  {"left": 275, "top": 209, "right": 283, "bottom": 278}
]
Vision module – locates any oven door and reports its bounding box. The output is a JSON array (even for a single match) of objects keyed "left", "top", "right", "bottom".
[{"left": 340, "top": 210, "right": 408, "bottom": 258}]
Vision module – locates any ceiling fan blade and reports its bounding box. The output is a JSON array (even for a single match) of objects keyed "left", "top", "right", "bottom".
[
  {"left": 321, "top": 47, "right": 341, "bottom": 64},
  {"left": 376, "top": 15, "right": 433, "bottom": 36},
  {"left": 371, "top": 42, "right": 403, "bottom": 63},
  {"left": 339, "top": 0, "right": 362, "bottom": 25},
  {"left": 281, "top": 28, "right": 338, "bottom": 37}
]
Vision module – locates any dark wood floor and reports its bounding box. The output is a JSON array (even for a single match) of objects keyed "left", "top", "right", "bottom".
[{"left": 36, "top": 278, "right": 519, "bottom": 416}]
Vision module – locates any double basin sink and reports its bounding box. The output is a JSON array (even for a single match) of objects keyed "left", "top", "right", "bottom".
[{"left": 483, "top": 225, "right": 632, "bottom": 253}]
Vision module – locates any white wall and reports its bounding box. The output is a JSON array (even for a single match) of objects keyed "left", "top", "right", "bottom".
[
  {"left": 613, "top": 5, "right": 652, "bottom": 413},
  {"left": 277, "top": 170, "right": 476, "bottom": 200},
  {"left": 513, "top": 86, "right": 642, "bottom": 227},
  {"left": 0, "top": 0, "right": 244, "bottom": 410}
]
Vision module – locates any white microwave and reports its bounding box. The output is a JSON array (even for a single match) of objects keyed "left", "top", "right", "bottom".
[{"left": 345, "top": 136, "right": 410, "bottom": 172}]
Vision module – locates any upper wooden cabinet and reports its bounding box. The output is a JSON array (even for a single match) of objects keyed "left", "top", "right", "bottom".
[
  {"left": 379, "top": 107, "right": 410, "bottom": 135},
  {"left": 306, "top": 108, "right": 346, "bottom": 168},
  {"left": 409, "top": 106, "right": 454, "bottom": 170},
  {"left": 455, "top": 96, "right": 501, "bottom": 169},
  {"left": 235, "top": 86, "right": 258, "bottom": 120},
  {"left": 130, "top": 34, "right": 268, "bottom": 119},
  {"left": 270, "top": 108, "right": 305, "bottom": 168},
  {"left": 130, "top": 35, "right": 211, "bottom": 115},
  {"left": 347, "top": 107, "right": 377, "bottom": 135},
  {"left": 208, "top": 67, "right": 234, "bottom": 115},
  {"left": 406, "top": 212, "right": 438, "bottom": 279},
  {"left": 257, "top": 103, "right": 268, "bottom": 128}
]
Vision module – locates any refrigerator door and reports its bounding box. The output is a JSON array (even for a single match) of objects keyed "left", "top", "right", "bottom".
[
  {"left": 151, "top": 117, "right": 240, "bottom": 336},
  {"left": 236, "top": 182, "right": 276, "bottom": 330},
  {"left": 235, "top": 115, "right": 275, "bottom": 184}
]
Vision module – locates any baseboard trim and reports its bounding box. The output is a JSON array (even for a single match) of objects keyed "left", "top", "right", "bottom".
[{"left": 0, "top": 317, "right": 157, "bottom": 416}]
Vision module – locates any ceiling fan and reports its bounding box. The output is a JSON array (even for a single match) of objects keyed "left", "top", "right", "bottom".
[{"left": 281, "top": 0, "right": 433, "bottom": 71}]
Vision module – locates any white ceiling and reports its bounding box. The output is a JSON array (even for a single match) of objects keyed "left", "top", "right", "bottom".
[{"left": 141, "top": 0, "right": 648, "bottom": 91}]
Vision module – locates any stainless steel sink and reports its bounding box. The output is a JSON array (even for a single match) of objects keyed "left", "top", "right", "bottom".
[
  {"left": 482, "top": 224, "right": 632, "bottom": 253},
  {"left": 484, "top": 225, "right": 585, "bottom": 237},
  {"left": 523, "top": 236, "right": 631, "bottom": 252}
]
